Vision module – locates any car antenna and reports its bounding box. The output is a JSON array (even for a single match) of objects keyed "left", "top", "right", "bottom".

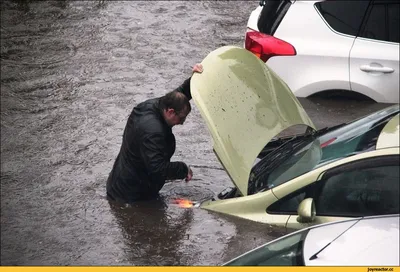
[{"left": 309, "top": 218, "right": 362, "bottom": 261}]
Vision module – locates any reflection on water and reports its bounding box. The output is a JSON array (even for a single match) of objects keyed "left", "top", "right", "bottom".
[{"left": 108, "top": 196, "right": 193, "bottom": 266}]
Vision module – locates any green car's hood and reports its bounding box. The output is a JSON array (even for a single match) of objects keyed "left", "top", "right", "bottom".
[{"left": 190, "top": 46, "right": 315, "bottom": 196}]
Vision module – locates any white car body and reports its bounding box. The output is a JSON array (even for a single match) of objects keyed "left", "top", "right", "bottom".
[
  {"left": 224, "top": 214, "right": 400, "bottom": 266},
  {"left": 246, "top": 0, "right": 400, "bottom": 103}
]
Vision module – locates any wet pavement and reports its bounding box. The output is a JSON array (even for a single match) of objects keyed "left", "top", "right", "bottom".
[{"left": 0, "top": 0, "right": 394, "bottom": 266}]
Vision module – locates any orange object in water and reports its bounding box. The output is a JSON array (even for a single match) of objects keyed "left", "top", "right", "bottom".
[{"left": 171, "top": 198, "right": 194, "bottom": 208}]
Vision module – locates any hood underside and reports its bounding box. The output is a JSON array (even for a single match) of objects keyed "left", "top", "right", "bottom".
[{"left": 190, "top": 46, "right": 315, "bottom": 196}]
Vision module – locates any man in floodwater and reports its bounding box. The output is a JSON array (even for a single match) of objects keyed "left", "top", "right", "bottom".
[{"left": 106, "top": 64, "right": 204, "bottom": 203}]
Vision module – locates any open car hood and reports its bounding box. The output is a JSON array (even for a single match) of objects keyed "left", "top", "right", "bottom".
[{"left": 190, "top": 46, "right": 315, "bottom": 196}]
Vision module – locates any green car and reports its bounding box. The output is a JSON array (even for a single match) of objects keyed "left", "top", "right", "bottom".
[{"left": 190, "top": 46, "right": 400, "bottom": 230}]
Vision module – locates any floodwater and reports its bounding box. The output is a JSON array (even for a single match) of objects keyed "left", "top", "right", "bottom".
[{"left": 0, "top": 0, "right": 393, "bottom": 266}]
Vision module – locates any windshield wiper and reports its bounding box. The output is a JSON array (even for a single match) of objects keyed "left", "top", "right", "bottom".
[
  {"left": 309, "top": 218, "right": 362, "bottom": 261},
  {"left": 248, "top": 133, "right": 316, "bottom": 194}
]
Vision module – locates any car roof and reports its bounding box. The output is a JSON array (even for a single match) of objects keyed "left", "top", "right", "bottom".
[{"left": 304, "top": 215, "right": 400, "bottom": 266}]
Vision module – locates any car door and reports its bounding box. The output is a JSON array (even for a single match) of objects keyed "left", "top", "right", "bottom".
[
  {"left": 312, "top": 155, "right": 399, "bottom": 226},
  {"left": 280, "top": 155, "right": 399, "bottom": 230},
  {"left": 349, "top": 1, "right": 400, "bottom": 103}
]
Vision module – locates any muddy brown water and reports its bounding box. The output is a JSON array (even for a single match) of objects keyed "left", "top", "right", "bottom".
[{"left": 0, "top": 0, "right": 393, "bottom": 266}]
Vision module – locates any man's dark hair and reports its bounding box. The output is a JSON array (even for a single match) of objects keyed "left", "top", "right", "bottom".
[{"left": 159, "top": 91, "right": 191, "bottom": 114}]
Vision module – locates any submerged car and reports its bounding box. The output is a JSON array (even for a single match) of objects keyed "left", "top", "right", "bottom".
[
  {"left": 190, "top": 45, "right": 399, "bottom": 230},
  {"left": 224, "top": 214, "right": 400, "bottom": 266}
]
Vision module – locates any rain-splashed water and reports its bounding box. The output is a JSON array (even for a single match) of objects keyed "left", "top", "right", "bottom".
[{"left": 0, "top": 0, "right": 391, "bottom": 266}]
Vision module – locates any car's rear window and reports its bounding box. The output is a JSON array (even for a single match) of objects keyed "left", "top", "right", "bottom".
[{"left": 257, "top": 0, "right": 292, "bottom": 35}]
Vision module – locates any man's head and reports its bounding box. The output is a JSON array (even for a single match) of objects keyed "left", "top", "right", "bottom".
[{"left": 159, "top": 91, "right": 191, "bottom": 127}]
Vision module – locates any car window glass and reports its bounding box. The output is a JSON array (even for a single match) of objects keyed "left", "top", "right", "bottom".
[
  {"left": 315, "top": 1, "right": 370, "bottom": 36},
  {"left": 257, "top": 0, "right": 292, "bottom": 35},
  {"left": 317, "top": 113, "right": 395, "bottom": 164},
  {"left": 267, "top": 184, "right": 313, "bottom": 214},
  {"left": 249, "top": 107, "right": 398, "bottom": 196},
  {"left": 266, "top": 139, "right": 322, "bottom": 189},
  {"left": 388, "top": 3, "right": 400, "bottom": 43},
  {"left": 316, "top": 163, "right": 399, "bottom": 217},
  {"left": 360, "top": 4, "right": 386, "bottom": 41}
]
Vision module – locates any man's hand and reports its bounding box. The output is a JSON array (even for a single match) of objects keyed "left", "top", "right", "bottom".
[
  {"left": 185, "top": 166, "right": 193, "bottom": 182},
  {"left": 192, "top": 63, "right": 203, "bottom": 74}
]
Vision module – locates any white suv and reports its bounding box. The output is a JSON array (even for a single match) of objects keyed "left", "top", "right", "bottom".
[{"left": 245, "top": 0, "right": 399, "bottom": 103}]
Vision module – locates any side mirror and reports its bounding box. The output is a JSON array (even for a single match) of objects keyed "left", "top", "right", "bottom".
[{"left": 297, "top": 198, "right": 316, "bottom": 223}]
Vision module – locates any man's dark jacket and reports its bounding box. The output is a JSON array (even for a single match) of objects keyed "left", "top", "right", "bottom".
[{"left": 106, "top": 78, "right": 192, "bottom": 203}]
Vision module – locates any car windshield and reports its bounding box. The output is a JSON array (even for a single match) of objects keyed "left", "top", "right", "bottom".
[
  {"left": 248, "top": 106, "right": 399, "bottom": 194},
  {"left": 224, "top": 229, "right": 308, "bottom": 266}
]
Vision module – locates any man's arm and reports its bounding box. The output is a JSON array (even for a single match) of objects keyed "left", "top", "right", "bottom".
[
  {"left": 174, "top": 63, "right": 203, "bottom": 101},
  {"left": 140, "top": 133, "right": 189, "bottom": 190},
  {"left": 174, "top": 77, "right": 192, "bottom": 100}
]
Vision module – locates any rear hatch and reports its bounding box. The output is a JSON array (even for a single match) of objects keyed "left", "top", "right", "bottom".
[
  {"left": 246, "top": 0, "right": 297, "bottom": 62},
  {"left": 190, "top": 46, "right": 315, "bottom": 197}
]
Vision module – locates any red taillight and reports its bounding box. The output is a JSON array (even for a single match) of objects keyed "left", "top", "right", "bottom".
[{"left": 245, "top": 30, "right": 296, "bottom": 62}]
